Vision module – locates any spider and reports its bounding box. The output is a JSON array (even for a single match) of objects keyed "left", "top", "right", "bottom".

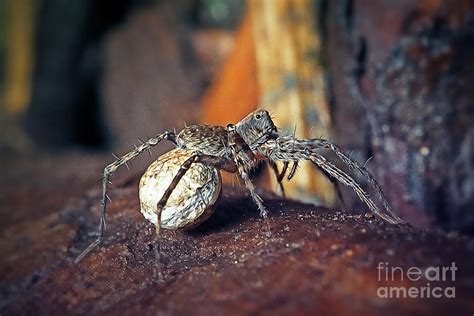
[{"left": 75, "top": 109, "right": 403, "bottom": 263}]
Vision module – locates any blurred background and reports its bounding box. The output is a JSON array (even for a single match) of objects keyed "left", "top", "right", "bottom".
[{"left": 0, "top": 0, "right": 473, "bottom": 234}]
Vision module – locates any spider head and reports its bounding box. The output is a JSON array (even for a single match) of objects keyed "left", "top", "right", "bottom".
[{"left": 235, "top": 109, "right": 278, "bottom": 150}]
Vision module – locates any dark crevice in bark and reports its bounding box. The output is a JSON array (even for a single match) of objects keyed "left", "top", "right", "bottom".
[{"left": 343, "top": 0, "right": 353, "bottom": 32}]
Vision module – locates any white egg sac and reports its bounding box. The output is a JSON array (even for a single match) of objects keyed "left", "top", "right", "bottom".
[{"left": 139, "top": 149, "right": 222, "bottom": 229}]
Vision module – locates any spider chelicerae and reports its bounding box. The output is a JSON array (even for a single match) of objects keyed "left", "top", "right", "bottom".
[{"left": 76, "top": 109, "right": 403, "bottom": 264}]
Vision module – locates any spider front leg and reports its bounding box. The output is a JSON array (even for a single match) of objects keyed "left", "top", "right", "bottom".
[
  {"left": 75, "top": 131, "right": 176, "bottom": 263},
  {"left": 270, "top": 158, "right": 347, "bottom": 212},
  {"left": 268, "top": 161, "right": 288, "bottom": 197},
  {"left": 261, "top": 136, "right": 403, "bottom": 224},
  {"left": 309, "top": 154, "right": 398, "bottom": 223},
  {"left": 239, "top": 165, "right": 273, "bottom": 238},
  {"left": 226, "top": 125, "right": 271, "bottom": 237},
  {"left": 240, "top": 169, "right": 268, "bottom": 218},
  {"left": 309, "top": 138, "right": 396, "bottom": 218},
  {"left": 316, "top": 167, "right": 347, "bottom": 212}
]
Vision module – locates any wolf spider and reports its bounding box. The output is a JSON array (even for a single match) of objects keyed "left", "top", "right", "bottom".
[{"left": 75, "top": 110, "right": 403, "bottom": 264}]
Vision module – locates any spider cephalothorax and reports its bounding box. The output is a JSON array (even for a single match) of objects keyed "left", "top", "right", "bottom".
[
  {"left": 76, "top": 109, "right": 403, "bottom": 264},
  {"left": 235, "top": 110, "right": 279, "bottom": 149}
]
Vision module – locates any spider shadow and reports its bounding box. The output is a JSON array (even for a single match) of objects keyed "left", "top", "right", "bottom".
[{"left": 185, "top": 192, "right": 265, "bottom": 237}]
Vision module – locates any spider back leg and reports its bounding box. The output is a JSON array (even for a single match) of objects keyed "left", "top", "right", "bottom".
[
  {"left": 75, "top": 131, "right": 176, "bottom": 263},
  {"left": 151, "top": 153, "right": 200, "bottom": 280},
  {"left": 148, "top": 152, "right": 232, "bottom": 279}
]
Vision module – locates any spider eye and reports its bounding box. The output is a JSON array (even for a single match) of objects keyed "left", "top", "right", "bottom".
[{"left": 255, "top": 114, "right": 261, "bottom": 120}]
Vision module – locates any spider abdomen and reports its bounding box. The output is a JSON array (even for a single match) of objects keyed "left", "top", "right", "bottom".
[{"left": 139, "top": 149, "right": 222, "bottom": 229}]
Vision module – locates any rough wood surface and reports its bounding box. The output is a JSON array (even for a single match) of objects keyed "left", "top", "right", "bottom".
[{"left": 1, "top": 153, "right": 473, "bottom": 315}]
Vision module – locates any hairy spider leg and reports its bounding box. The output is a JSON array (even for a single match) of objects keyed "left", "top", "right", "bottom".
[
  {"left": 309, "top": 154, "right": 398, "bottom": 223},
  {"left": 306, "top": 138, "right": 402, "bottom": 222},
  {"left": 151, "top": 153, "right": 234, "bottom": 280},
  {"left": 287, "top": 161, "right": 298, "bottom": 180},
  {"left": 273, "top": 158, "right": 346, "bottom": 212},
  {"left": 268, "top": 160, "right": 288, "bottom": 197},
  {"left": 75, "top": 131, "right": 177, "bottom": 263},
  {"left": 310, "top": 164, "right": 347, "bottom": 212},
  {"left": 261, "top": 137, "right": 403, "bottom": 224},
  {"left": 227, "top": 124, "right": 272, "bottom": 236}
]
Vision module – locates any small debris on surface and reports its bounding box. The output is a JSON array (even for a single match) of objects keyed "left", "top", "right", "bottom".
[{"left": 364, "top": 213, "right": 375, "bottom": 219}]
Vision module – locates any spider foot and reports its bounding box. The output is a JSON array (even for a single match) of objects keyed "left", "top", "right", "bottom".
[
  {"left": 153, "top": 245, "right": 165, "bottom": 282},
  {"left": 261, "top": 216, "right": 272, "bottom": 238},
  {"left": 74, "top": 236, "right": 103, "bottom": 263},
  {"left": 87, "top": 230, "right": 102, "bottom": 238}
]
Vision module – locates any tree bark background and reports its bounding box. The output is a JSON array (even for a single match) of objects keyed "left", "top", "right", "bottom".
[
  {"left": 249, "top": 0, "right": 335, "bottom": 205},
  {"left": 8, "top": 0, "right": 474, "bottom": 233},
  {"left": 326, "top": 0, "right": 474, "bottom": 232}
]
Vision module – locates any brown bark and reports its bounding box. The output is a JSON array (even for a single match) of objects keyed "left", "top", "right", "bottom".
[
  {"left": 326, "top": 0, "right": 474, "bottom": 231},
  {"left": 1, "top": 153, "right": 473, "bottom": 315},
  {"left": 103, "top": 3, "right": 204, "bottom": 154},
  {"left": 250, "top": 0, "right": 335, "bottom": 205},
  {"left": 201, "top": 10, "right": 259, "bottom": 125}
]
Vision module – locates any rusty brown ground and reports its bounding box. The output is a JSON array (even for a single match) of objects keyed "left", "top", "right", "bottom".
[{"left": 1, "top": 152, "right": 473, "bottom": 315}]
